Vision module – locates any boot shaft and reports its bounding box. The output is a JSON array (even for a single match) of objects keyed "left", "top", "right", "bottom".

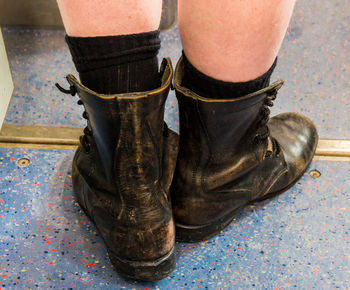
[
  {"left": 67, "top": 59, "right": 178, "bottom": 270},
  {"left": 171, "top": 57, "right": 318, "bottom": 243},
  {"left": 173, "top": 57, "right": 283, "bottom": 188},
  {"left": 67, "top": 59, "right": 173, "bottom": 191}
]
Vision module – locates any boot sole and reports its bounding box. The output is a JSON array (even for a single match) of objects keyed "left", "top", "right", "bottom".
[
  {"left": 73, "top": 167, "right": 176, "bottom": 281},
  {"left": 175, "top": 157, "right": 315, "bottom": 243},
  {"left": 108, "top": 247, "right": 176, "bottom": 281}
]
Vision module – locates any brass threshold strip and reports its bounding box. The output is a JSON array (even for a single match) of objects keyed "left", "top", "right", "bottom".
[
  {"left": 0, "top": 124, "right": 81, "bottom": 150},
  {"left": 313, "top": 155, "right": 350, "bottom": 162},
  {"left": 0, "top": 142, "right": 77, "bottom": 150},
  {"left": 0, "top": 124, "right": 350, "bottom": 161},
  {"left": 0, "top": 136, "right": 78, "bottom": 145}
]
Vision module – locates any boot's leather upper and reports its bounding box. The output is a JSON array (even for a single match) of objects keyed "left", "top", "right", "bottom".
[
  {"left": 62, "top": 58, "right": 178, "bottom": 262},
  {"left": 171, "top": 57, "right": 318, "bottom": 228}
]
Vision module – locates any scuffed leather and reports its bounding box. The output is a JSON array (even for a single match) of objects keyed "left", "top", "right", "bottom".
[
  {"left": 266, "top": 113, "right": 319, "bottom": 194},
  {"left": 68, "top": 58, "right": 179, "bottom": 261},
  {"left": 171, "top": 57, "right": 318, "bottom": 228}
]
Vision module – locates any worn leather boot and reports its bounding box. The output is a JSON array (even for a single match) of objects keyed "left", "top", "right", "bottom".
[
  {"left": 171, "top": 57, "right": 318, "bottom": 243},
  {"left": 56, "top": 58, "right": 178, "bottom": 280}
]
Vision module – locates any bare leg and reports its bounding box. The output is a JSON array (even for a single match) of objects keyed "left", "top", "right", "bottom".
[
  {"left": 57, "top": 0, "right": 162, "bottom": 37},
  {"left": 178, "top": 0, "right": 296, "bottom": 82}
]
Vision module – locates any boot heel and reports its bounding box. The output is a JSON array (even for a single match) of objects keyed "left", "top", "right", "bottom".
[
  {"left": 108, "top": 247, "right": 176, "bottom": 281},
  {"left": 175, "top": 207, "right": 243, "bottom": 243}
]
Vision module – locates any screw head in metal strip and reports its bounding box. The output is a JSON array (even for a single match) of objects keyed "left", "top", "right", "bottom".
[
  {"left": 17, "top": 158, "right": 30, "bottom": 167},
  {"left": 309, "top": 169, "right": 321, "bottom": 179}
]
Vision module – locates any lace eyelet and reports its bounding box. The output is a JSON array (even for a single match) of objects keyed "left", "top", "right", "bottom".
[
  {"left": 84, "top": 143, "right": 91, "bottom": 153},
  {"left": 79, "top": 135, "right": 91, "bottom": 153},
  {"left": 265, "top": 99, "right": 274, "bottom": 107},
  {"left": 83, "top": 127, "right": 92, "bottom": 136},
  {"left": 82, "top": 111, "right": 89, "bottom": 119},
  {"left": 271, "top": 91, "right": 278, "bottom": 100}
]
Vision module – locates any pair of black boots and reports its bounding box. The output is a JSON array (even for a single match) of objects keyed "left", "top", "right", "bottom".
[{"left": 57, "top": 57, "right": 318, "bottom": 281}]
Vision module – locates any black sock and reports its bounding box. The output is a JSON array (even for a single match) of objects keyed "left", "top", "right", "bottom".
[
  {"left": 182, "top": 52, "right": 277, "bottom": 99},
  {"left": 65, "top": 30, "right": 161, "bottom": 94}
]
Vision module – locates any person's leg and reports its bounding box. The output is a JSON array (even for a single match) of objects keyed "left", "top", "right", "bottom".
[
  {"left": 178, "top": 0, "right": 295, "bottom": 99},
  {"left": 179, "top": 0, "right": 295, "bottom": 82},
  {"left": 57, "top": 0, "right": 162, "bottom": 94},
  {"left": 57, "top": 0, "right": 162, "bottom": 36},
  {"left": 171, "top": 0, "right": 318, "bottom": 242},
  {"left": 56, "top": 0, "right": 177, "bottom": 281}
]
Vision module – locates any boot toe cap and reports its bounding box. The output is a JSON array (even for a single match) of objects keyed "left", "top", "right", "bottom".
[{"left": 268, "top": 112, "right": 318, "bottom": 192}]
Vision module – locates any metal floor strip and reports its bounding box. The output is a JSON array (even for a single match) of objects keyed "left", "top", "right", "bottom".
[{"left": 1, "top": 124, "right": 350, "bottom": 159}]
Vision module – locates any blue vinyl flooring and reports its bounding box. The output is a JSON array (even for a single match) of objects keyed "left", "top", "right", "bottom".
[
  {"left": 0, "top": 0, "right": 349, "bottom": 288},
  {"left": 0, "top": 148, "right": 349, "bottom": 289}
]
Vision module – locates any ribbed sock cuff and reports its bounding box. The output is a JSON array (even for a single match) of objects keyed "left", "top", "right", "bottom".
[
  {"left": 182, "top": 51, "right": 277, "bottom": 99},
  {"left": 65, "top": 30, "right": 161, "bottom": 94}
]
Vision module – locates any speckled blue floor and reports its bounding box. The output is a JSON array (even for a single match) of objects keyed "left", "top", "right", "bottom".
[
  {"left": 1, "top": 0, "right": 350, "bottom": 289},
  {"left": 2, "top": 0, "right": 350, "bottom": 137},
  {"left": 0, "top": 148, "right": 349, "bottom": 289}
]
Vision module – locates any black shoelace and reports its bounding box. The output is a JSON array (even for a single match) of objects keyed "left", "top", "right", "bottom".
[
  {"left": 254, "top": 88, "right": 280, "bottom": 157},
  {"left": 55, "top": 82, "right": 92, "bottom": 153}
]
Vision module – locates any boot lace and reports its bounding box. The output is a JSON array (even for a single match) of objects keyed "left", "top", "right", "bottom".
[
  {"left": 56, "top": 82, "right": 171, "bottom": 152},
  {"left": 55, "top": 82, "right": 92, "bottom": 153},
  {"left": 254, "top": 88, "right": 279, "bottom": 156}
]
